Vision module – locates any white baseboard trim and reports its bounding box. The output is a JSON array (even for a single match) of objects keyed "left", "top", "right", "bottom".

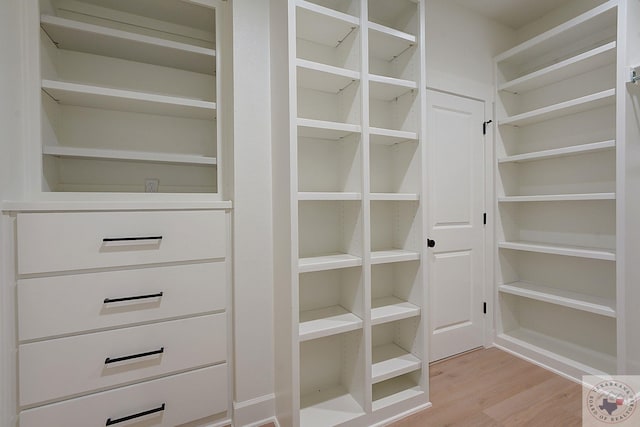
[{"left": 233, "top": 393, "right": 276, "bottom": 427}]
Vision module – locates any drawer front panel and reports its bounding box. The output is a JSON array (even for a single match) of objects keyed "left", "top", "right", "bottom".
[
  {"left": 17, "top": 210, "right": 227, "bottom": 274},
  {"left": 19, "top": 314, "right": 226, "bottom": 407},
  {"left": 20, "top": 364, "right": 228, "bottom": 427},
  {"left": 18, "top": 262, "right": 227, "bottom": 341}
]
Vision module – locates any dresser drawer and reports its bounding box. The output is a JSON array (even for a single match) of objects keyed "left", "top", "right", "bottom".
[
  {"left": 20, "top": 364, "right": 228, "bottom": 427},
  {"left": 19, "top": 314, "right": 226, "bottom": 407},
  {"left": 17, "top": 210, "right": 227, "bottom": 274},
  {"left": 18, "top": 262, "right": 226, "bottom": 341}
]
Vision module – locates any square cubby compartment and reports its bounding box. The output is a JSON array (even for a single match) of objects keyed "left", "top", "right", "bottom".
[
  {"left": 297, "top": 79, "right": 361, "bottom": 126},
  {"left": 370, "top": 200, "right": 420, "bottom": 264},
  {"left": 371, "top": 261, "right": 421, "bottom": 326},
  {"left": 370, "top": 139, "right": 419, "bottom": 196},
  {"left": 368, "top": 0, "right": 418, "bottom": 35},
  {"left": 369, "top": 87, "right": 418, "bottom": 134}
]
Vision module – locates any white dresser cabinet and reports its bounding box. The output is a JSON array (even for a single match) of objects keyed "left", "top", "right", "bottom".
[{"left": 13, "top": 205, "right": 232, "bottom": 427}]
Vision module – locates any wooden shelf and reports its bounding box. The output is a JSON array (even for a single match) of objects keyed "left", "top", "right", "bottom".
[
  {"left": 40, "top": 15, "right": 215, "bottom": 74},
  {"left": 497, "top": 329, "right": 616, "bottom": 375},
  {"left": 499, "top": 282, "right": 615, "bottom": 318},
  {"left": 372, "top": 376, "right": 423, "bottom": 411},
  {"left": 372, "top": 343, "right": 421, "bottom": 384},
  {"left": 371, "top": 297, "right": 420, "bottom": 325},
  {"left": 300, "top": 386, "right": 364, "bottom": 427},
  {"left": 296, "top": 0, "right": 359, "bottom": 47},
  {"left": 499, "top": 42, "right": 616, "bottom": 93},
  {"left": 299, "top": 305, "right": 363, "bottom": 341},
  {"left": 498, "top": 193, "right": 615, "bottom": 202},
  {"left": 495, "top": 1, "right": 617, "bottom": 67},
  {"left": 499, "top": 89, "right": 615, "bottom": 127},
  {"left": 370, "top": 193, "right": 419, "bottom": 201},
  {"left": 298, "top": 192, "right": 362, "bottom": 201},
  {"left": 42, "top": 146, "right": 216, "bottom": 166},
  {"left": 369, "top": 128, "right": 417, "bottom": 145},
  {"left": 498, "top": 140, "right": 616, "bottom": 163},
  {"left": 297, "top": 118, "right": 361, "bottom": 140},
  {"left": 297, "top": 59, "right": 360, "bottom": 93},
  {"left": 498, "top": 241, "right": 615, "bottom": 261},
  {"left": 299, "top": 253, "right": 362, "bottom": 273},
  {"left": 368, "top": 23, "right": 416, "bottom": 62},
  {"left": 42, "top": 80, "right": 216, "bottom": 120},
  {"left": 369, "top": 74, "right": 417, "bottom": 101},
  {"left": 371, "top": 250, "right": 420, "bottom": 265}
]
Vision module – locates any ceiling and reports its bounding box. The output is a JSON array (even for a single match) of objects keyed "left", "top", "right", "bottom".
[{"left": 451, "top": 0, "right": 575, "bottom": 29}]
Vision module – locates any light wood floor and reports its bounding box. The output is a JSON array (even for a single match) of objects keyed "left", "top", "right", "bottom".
[{"left": 392, "top": 347, "right": 582, "bottom": 426}]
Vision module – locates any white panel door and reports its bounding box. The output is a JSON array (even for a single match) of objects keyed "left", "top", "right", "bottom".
[{"left": 426, "top": 90, "right": 485, "bottom": 362}]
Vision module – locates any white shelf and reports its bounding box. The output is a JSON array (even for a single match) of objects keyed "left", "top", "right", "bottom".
[
  {"left": 372, "top": 376, "right": 423, "bottom": 411},
  {"left": 42, "top": 80, "right": 216, "bottom": 120},
  {"left": 498, "top": 140, "right": 616, "bottom": 163},
  {"left": 499, "top": 282, "right": 615, "bottom": 318},
  {"left": 300, "top": 386, "right": 364, "bottom": 427},
  {"left": 371, "top": 297, "right": 420, "bottom": 325},
  {"left": 499, "top": 42, "right": 616, "bottom": 93},
  {"left": 498, "top": 329, "right": 617, "bottom": 375},
  {"left": 369, "top": 74, "right": 417, "bottom": 101},
  {"left": 372, "top": 343, "right": 421, "bottom": 384},
  {"left": 369, "top": 23, "right": 416, "bottom": 61},
  {"left": 498, "top": 241, "right": 615, "bottom": 261},
  {"left": 296, "top": 0, "right": 359, "bottom": 47},
  {"left": 498, "top": 193, "right": 615, "bottom": 202},
  {"left": 499, "top": 89, "right": 615, "bottom": 127},
  {"left": 42, "top": 146, "right": 217, "bottom": 166},
  {"left": 495, "top": 1, "right": 617, "bottom": 66},
  {"left": 297, "top": 59, "right": 360, "bottom": 93},
  {"left": 298, "top": 192, "right": 362, "bottom": 201},
  {"left": 299, "top": 253, "right": 362, "bottom": 273},
  {"left": 298, "top": 118, "right": 361, "bottom": 140},
  {"left": 371, "top": 250, "right": 420, "bottom": 265},
  {"left": 369, "top": 127, "right": 417, "bottom": 145},
  {"left": 370, "top": 193, "right": 419, "bottom": 201},
  {"left": 40, "top": 15, "right": 215, "bottom": 74},
  {"left": 299, "top": 305, "right": 363, "bottom": 341}
]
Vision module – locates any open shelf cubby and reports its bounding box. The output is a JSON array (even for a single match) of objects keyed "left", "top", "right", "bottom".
[
  {"left": 368, "top": 0, "right": 418, "bottom": 37},
  {"left": 370, "top": 200, "right": 420, "bottom": 264},
  {"left": 370, "top": 139, "right": 419, "bottom": 196},
  {"left": 300, "top": 331, "right": 366, "bottom": 427},
  {"left": 371, "top": 261, "right": 421, "bottom": 326},
  {"left": 297, "top": 72, "right": 361, "bottom": 127}
]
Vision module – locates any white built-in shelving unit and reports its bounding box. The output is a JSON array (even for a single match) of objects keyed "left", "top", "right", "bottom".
[
  {"left": 494, "top": 0, "right": 625, "bottom": 379},
  {"left": 35, "top": 0, "right": 222, "bottom": 197},
  {"left": 273, "top": 0, "right": 428, "bottom": 425}
]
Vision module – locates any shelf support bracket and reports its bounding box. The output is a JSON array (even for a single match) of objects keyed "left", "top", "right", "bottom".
[{"left": 631, "top": 66, "right": 640, "bottom": 85}]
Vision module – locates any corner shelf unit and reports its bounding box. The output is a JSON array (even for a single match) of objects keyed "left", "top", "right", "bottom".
[
  {"left": 274, "top": 0, "right": 428, "bottom": 425},
  {"left": 34, "top": 0, "right": 224, "bottom": 197},
  {"left": 494, "top": 0, "right": 622, "bottom": 381}
]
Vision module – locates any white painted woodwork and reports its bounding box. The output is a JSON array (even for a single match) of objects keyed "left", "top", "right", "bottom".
[
  {"left": 498, "top": 241, "right": 616, "bottom": 261},
  {"left": 18, "top": 261, "right": 226, "bottom": 341},
  {"left": 42, "top": 145, "right": 217, "bottom": 166},
  {"left": 17, "top": 210, "right": 225, "bottom": 274},
  {"left": 371, "top": 343, "right": 421, "bottom": 384},
  {"left": 19, "top": 365, "right": 228, "bottom": 427},
  {"left": 19, "top": 313, "right": 226, "bottom": 406},
  {"left": 498, "top": 140, "right": 616, "bottom": 163}
]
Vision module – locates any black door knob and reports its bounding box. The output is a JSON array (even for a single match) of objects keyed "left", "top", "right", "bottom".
[{"left": 427, "top": 239, "right": 436, "bottom": 248}]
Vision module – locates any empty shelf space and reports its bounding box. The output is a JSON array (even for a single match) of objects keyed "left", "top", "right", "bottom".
[
  {"left": 369, "top": 128, "right": 418, "bottom": 145},
  {"left": 40, "top": 15, "right": 216, "bottom": 74},
  {"left": 498, "top": 89, "right": 615, "bottom": 127},
  {"left": 300, "top": 386, "right": 365, "bottom": 427},
  {"left": 498, "top": 241, "right": 615, "bottom": 261},
  {"left": 370, "top": 193, "right": 419, "bottom": 201},
  {"left": 298, "top": 118, "right": 361, "bottom": 140},
  {"left": 298, "top": 192, "right": 362, "bottom": 201},
  {"left": 299, "top": 305, "right": 363, "bottom": 341},
  {"left": 371, "top": 250, "right": 420, "bottom": 265},
  {"left": 369, "top": 74, "right": 417, "bottom": 101},
  {"left": 372, "top": 343, "right": 421, "bottom": 384},
  {"left": 42, "top": 146, "right": 217, "bottom": 166},
  {"left": 299, "top": 253, "right": 362, "bottom": 273},
  {"left": 371, "top": 296, "right": 420, "bottom": 325},
  {"left": 498, "top": 140, "right": 616, "bottom": 163},
  {"left": 297, "top": 59, "right": 360, "bottom": 93},
  {"left": 297, "top": 0, "right": 360, "bottom": 47},
  {"left": 495, "top": 1, "right": 617, "bottom": 67},
  {"left": 499, "top": 282, "right": 615, "bottom": 318},
  {"left": 369, "top": 25, "right": 416, "bottom": 62},
  {"left": 499, "top": 42, "right": 616, "bottom": 93},
  {"left": 372, "top": 375, "right": 423, "bottom": 411},
  {"left": 498, "top": 193, "right": 615, "bottom": 202},
  {"left": 42, "top": 80, "right": 216, "bottom": 120},
  {"left": 498, "top": 329, "right": 617, "bottom": 375}
]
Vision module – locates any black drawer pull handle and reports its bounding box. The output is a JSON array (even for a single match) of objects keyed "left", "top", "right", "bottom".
[
  {"left": 106, "top": 403, "right": 165, "bottom": 426},
  {"left": 104, "top": 292, "right": 163, "bottom": 304},
  {"left": 102, "top": 236, "right": 163, "bottom": 243},
  {"left": 105, "top": 347, "right": 164, "bottom": 365}
]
